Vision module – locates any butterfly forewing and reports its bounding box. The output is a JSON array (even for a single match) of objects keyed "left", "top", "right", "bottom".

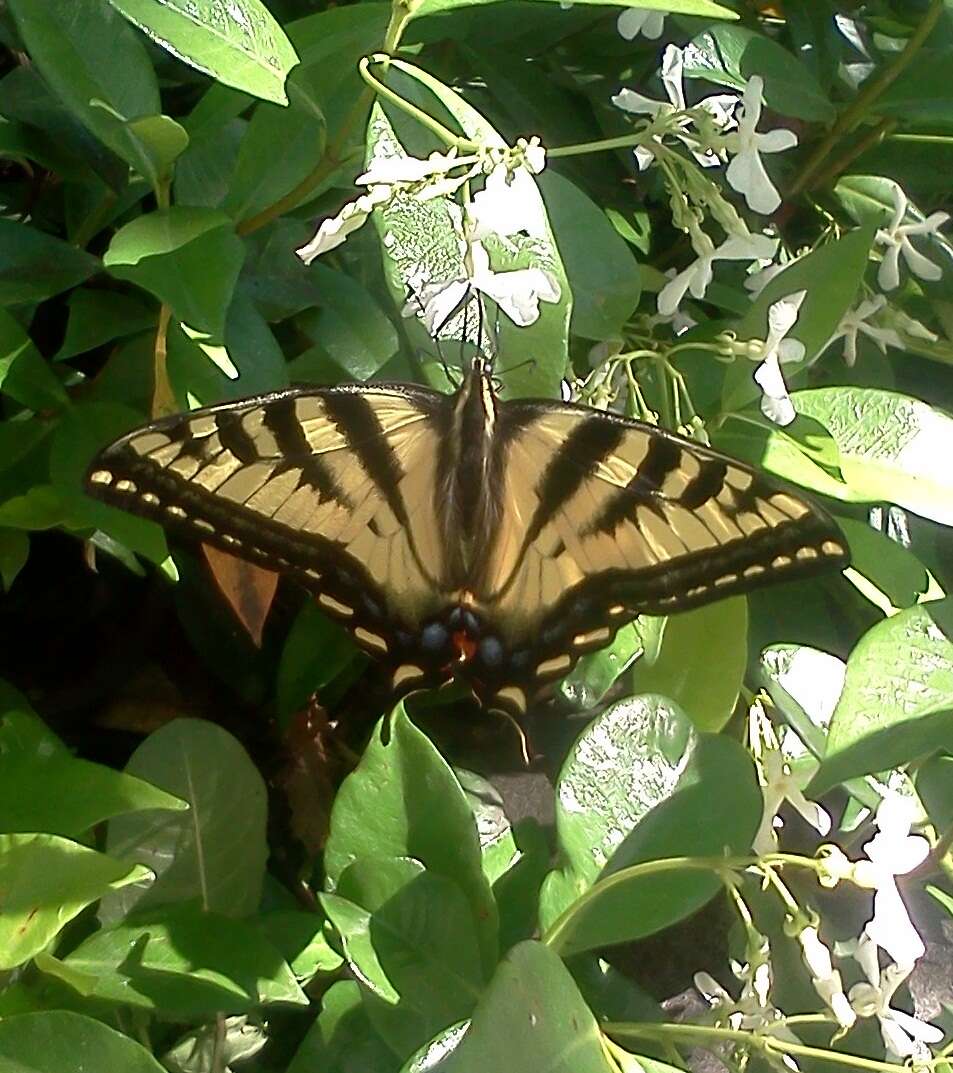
[{"left": 86, "top": 385, "right": 454, "bottom": 666}]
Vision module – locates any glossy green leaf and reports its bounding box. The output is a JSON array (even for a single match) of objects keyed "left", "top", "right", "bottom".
[
  {"left": 0, "top": 219, "right": 99, "bottom": 306},
  {"left": 0, "top": 486, "right": 72, "bottom": 531},
  {"left": 878, "top": 50, "right": 953, "bottom": 123},
  {"left": 54, "top": 290, "right": 156, "bottom": 362},
  {"left": 257, "top": 910, "right": 343, "bottom": 982},
  {"left": 324, "top": 705, "right": 498, "bottom": 972},
  {"left": 0, "top": 833, "right": 150, "bottom": 970},
  {"left": 432, "top": 941, "right": 614, "bottom": 1073},
  {"left": 559, "top": 622, "right": 643, "bottom": 710},
  {"left": 106, "top": 0, "right": 299, "bottom": 105},
  {"left": 538, "top": 172, "right": 640, "bottom": 341},
  {"left": 795, "top": 387, "right": 953, "bottom": 527},
  {"left": 812, "top": 603, "right": 953, "bottom": 793},
  {"left": 58, "top": 902, "right": 306, "bottom": 1016},
  {"left": 542, "top": 703, "right": 760, "bottom": 955},
  {"left": 100, "top": 718, "right": 268, "bottom": 923},
  {"left": 632, "top": 597, "right": 747, "bottom": 732},
  {"left": 103, "top": 207, "right": 245, "bottom": 339},
  {"left": 917, "top": 754, "right": 953, "bottom": 831},
  {"left": 838, "top": 517, "right": 931, "bottom": 611},
  {"left": 0, "top": 309, "right": 69, "bottom": 412},
  {"left": 0, "top": 1011, "right": 167, "bottom": 1073},
  {"left": 684, "top": 23, "right": 835, "bottom": 121},
  {"left": 323, "top": 857, "right": 483, "bottom": 1058},
  {"left": 287, "top": 980, "right": 394, "bottom": 1073}
]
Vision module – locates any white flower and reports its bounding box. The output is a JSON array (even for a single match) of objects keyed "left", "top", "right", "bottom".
[
  {"left": 468, "top": 162, "right": 548, "bottom": 242},
  {"left": 751, "top": 290, "right": 807, "bottom": 427},
  {"left": 875, "top": 184, "right": 950, "bottom": 290},
  {"left": 658, "top": 230, "right": 778, "bottom": 315},
  {"left": 849, "top": 955, "right": 943, "bottom": 1062},
  {"left": 612, "top": 44, "right": 687, "bottom": 118},
  {"left": 296, "top": 184, "right": 393, "bottom": 263},
  {"left": 617, "top": 8, "right": 665, "bottom": 41},
  {"left": 753, "top": 748, "right": 831, "bottom": 854},
  {"left": 518, "top": 136, "right": 547, "bottom": 175},
  {"left": 821, "top": 295, "right": 903, "bottom": 367},
  {"left": 406, "top": 239, "right": 560, "bottom": 333},
  {"left": 357, "top": 149, "right": 470, "bottom": 187},
  {"left": 797, "top": 925, "right": 856, "bottom": 1029},
  {"left": 852, "top": 794, "right": 930, "bottom": 969},
  {"left": 724, "top": 76, "right": 798, "bottom": 215}
]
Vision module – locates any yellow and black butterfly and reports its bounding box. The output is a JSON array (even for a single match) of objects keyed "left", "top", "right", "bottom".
[{"left": 86, "top": 357, "right": 848, "bottom": 717}]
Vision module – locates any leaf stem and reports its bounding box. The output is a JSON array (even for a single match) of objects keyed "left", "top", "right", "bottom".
[{"left": 789, "top": 0, "right": 943, "bottom": 197}]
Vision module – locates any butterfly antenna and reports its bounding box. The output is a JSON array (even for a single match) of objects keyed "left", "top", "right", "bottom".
[{"left": 495, "top": 706, "right": 532, "bottom": 766}]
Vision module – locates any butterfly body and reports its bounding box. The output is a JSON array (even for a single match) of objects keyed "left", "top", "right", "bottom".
[{"left": 87, "top": 358, "right": 848, "bottom": 717}]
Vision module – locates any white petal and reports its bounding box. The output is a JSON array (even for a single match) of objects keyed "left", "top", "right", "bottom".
[
  {"left": 757, "top": 128, "right": 799, "bottom": 154},
  {"left": 612, "top": 88, "right": 665, "bottom": 116},
  {"left": 889, "top": 1007, "right": 944, "bottom": 1044},
  {"left": 658, "top": 263, "right": 699, "bottom": 315},
  {"left": 787, "top": 786, "right": 832, "bottom": 836},
  {"left": 899, "top": 239, "right": 943, "bottom": 282},
  {"left": 469, "top": 164, "right": 547, "bottom": 241},
  {"left": 877, "top": 243, "right": 902, "bottom": 290},
  {"left": 660, "top": 45, "right": 686, "bottom": 110},
  {"left": 754, "top": 354, "right": 796, "bottom": 426},
  {"left": 296, "top": 189, "right": 389, "bottom": 263},
  {"left": 727, "top": 147, "right": 782, "bottom": 215},
  {"left": 866, "top": 882, "right": 926, "bottom": 968}
]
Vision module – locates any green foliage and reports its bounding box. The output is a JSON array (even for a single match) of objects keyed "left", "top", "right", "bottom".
[{"left": 2, "top": 0, "right": 953, "bottom": 1070}]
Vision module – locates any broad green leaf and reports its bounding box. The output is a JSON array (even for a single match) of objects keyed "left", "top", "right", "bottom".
[
  {"left": 917, "top": 754, "right": 953, "bottom": 831},
  {"left": 257, "top": 910, "right": 343, "bottom": 983},
  {"left": 324, "top": 705, "right": 498, "bottom": 972},
  {"left": 0, "top": 486, "right": 72, "bottom": 531},
  {"left": 0, "top": 219, "right": 99, "bottom": 306},
  {"left": 811, "top": 603, "right": 953, "bottom": 793},
  {"left": 878, "top": 50, "right": 953, "bottom": 123},
  {"left": 54, "top": 289, "right": 156, "bottom": 362},
  {"left": 295, "top": 264, "right": 399, "bottom": 380},
  {"left": 632, "top": 597, "right": 747, "bottom": 732},
  {"left": 538, "top": 172, "right": 640, "bottom": 341},
  {"left": 287, "top": 980, "right": 394, "bottom": 1073},
  {"left": 410, "top": 0, "right": 735, "bottom": 19},
  {"left": 432, "top": 941, "right": 614, "bottom": 1073},
  {"left": 0, "top": 309, "right": 69, "bottom": 412},
  {"left": 0, "top": 1011, "right": 167, "bottom": 1073},
  {"left": 795, "top": 388, "right": 953, "bottom": 527},
  {"left": 0, "top": 682, "right": 67, "bottom": 759},
  {"left": 0, "top": 528, "right": 28, "bottom": 590},
  {"left": 838, "top": 517, "right": 931, "bottom": 612},
  {"left": 542, "top": 705, "right": 760, "bottom": 955},
  {"left": 106, "top": 0, "right": 299, "bottom": 106},
  {"left": 276, "top": 602, "right": 362, "bottom": 722},
  {"left": 541, "top": 695, "right": 700, "bottom": 922},
  {"left": 100, "top": 718, "right": 268, "bottom": 923},
  {"left": 323, "top": 857, "right": 483, "bottom": 1058},
  {"left": 722, "top": 227, "right": 875, "bottom": 414},
  {"left": 684, "top": 24, "right": 836, "bottom": 121},
  {"left": 0, "top": 833, "right": 150, "bottom": 970},
  {"left": 104, "top": 207, "right": 245, "bottom": 339},
  {"left": 559, "top": 622, "right": 643, "bottom": 710},
  {"left": 59, "top": 902, "right": 307, "bottom": 1016},
  {"left": 0, "top": 745, "right": 186, "bottom": 837},
  {"left": 7, "top": 0, "right": 170, "bottom": 184}
]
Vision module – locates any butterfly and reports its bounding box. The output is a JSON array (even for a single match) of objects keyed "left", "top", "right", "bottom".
[{"left": 86, "top": 356, "right": 848, "bottom": 718}]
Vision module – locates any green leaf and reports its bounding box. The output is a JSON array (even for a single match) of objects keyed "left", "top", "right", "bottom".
[
  {"left": 838, "top": 517, "right": 931, "bottom": 612},
  {"left": 811, "top": 603, "right": 953, "bottom": 793},
  {"left": 759, "top": 645, "right": 846, "bottom": 753},
  {"left": 683, "top": 24, "right": 836, "bottom": 122},
  {"left": 632, "top": 597, "right": 747, "bottom": 732},
  {"left": 0, "top": 833, "right": 150, "bottom": 970},
  {"left": 794, "top": 387, "right": 953, "bottom": 527},
  {"left": 878, "top": 49, "right": 953, "bottom": 124},
  {"left": 538, "top": 172, "right": 640, "bottom": 341},
  {"left": 432, "top": 941, "right": 614, "bottom": 1073},
  {"left": 0, "top": 1011, "right": 167, "bottom": 1073},
  {"left": 54, "top": 289, "right": 156, "bottom": 362},
  {"left": 324, "top": 705, "right": 498, "bottom": 973},
  {"left": 106, "top": 0, "right": 299, "bottom": 106},
  {"left": 0, "top": 744, "right": 186, "bottom": 838},
  {"left": 287, "top": 980, "right": 394, "bottom": 1073},
  {"left": 0, "top": 309, "right": 69, "bottom": 412},
  {"left": 542, "top": 702, "right": 760, "bottom": 955},
  {"left": 7, "top": 0, "right": 170, "bottom": 184},
  {"left": 323, "top": 857, "right": 483, "bottom": 1058},
  {"left": 256, "top": 910, "right": 343, "bottom": 983},
  {"left": 559, "top": 622, "right": 643, "bottom": 710},
  {"left": 0, "top": 486, "right": 71, "bottom": 531},
  {"left": 917, "top": 754, "right": 953, "bottom": 831},
  {"left": 104, "top": 207, "right": 245, "bottom": 339},
  {"left": 0, "top": 528, "right": 28, "bottom": 590},
  {"left": 410, "top": 0, "right": 736, "bottom": 19},
  {"left": 58, "top": 902, "right": 307, "bottom": 1016},
  {"left": 0, "top": 219, "right": 99, "bottom": 306},
  {"left": 276, "top": 602, "right": 362, "bottom": 721},
  {"left": 100, "top": 718, "right": 268, "bottom": 923}
]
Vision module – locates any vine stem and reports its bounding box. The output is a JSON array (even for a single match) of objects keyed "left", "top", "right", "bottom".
[{"left": 789, "top": 0, "right": 943, "bottom": 197}]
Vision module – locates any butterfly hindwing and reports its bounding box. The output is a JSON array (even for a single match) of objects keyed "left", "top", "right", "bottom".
[{"left": 86, "top": 384, "right": 454, "bottom": 671}]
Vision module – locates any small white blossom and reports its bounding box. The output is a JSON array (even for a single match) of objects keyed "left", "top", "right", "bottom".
[
  {"left": 406, "top": 239, "right": 560, "bottom": 333},
  {"left": 296, "top": 184, "right": 393, "bottom": 263},
  {"left": 658, "top": 230, "right": 778, "bottom": 315},
  {"left": 617, "top": 8, "right": 666, "bottom": 41},
  {"left": 724, "top": 76, "right": 798, "bottom": 215},
  {"left": 751, "top": 290, "right": 807, "bottom": 427},
  {"left": 797, "top": 925, "right": 856, "bottom": 1029},
  {"left": 875, "top": 184, "right": 950, "bottom": 290},
  {"left": 853, "top": 794, "right": 930, "bottom": 969},
  {"left": 612, "top": 44, "right": 688, "bottom": 118},
  {"left": 849, "top": 954, "right": 943, "bottom": 1062},
  {"left": 468, "top": 162, "right": 548, "bottom": 242},
  {"left": 821, "top": 295, "right": 903, "bottom": 367},
  {"left": 357, "top": 148, "right": 470, "bottom": 187},
  {"left": 518, "top": 136, "right": 547, "bottom": 175},
  {"left": 753, "top": 748, "right": 831, "bottom": 854}
]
